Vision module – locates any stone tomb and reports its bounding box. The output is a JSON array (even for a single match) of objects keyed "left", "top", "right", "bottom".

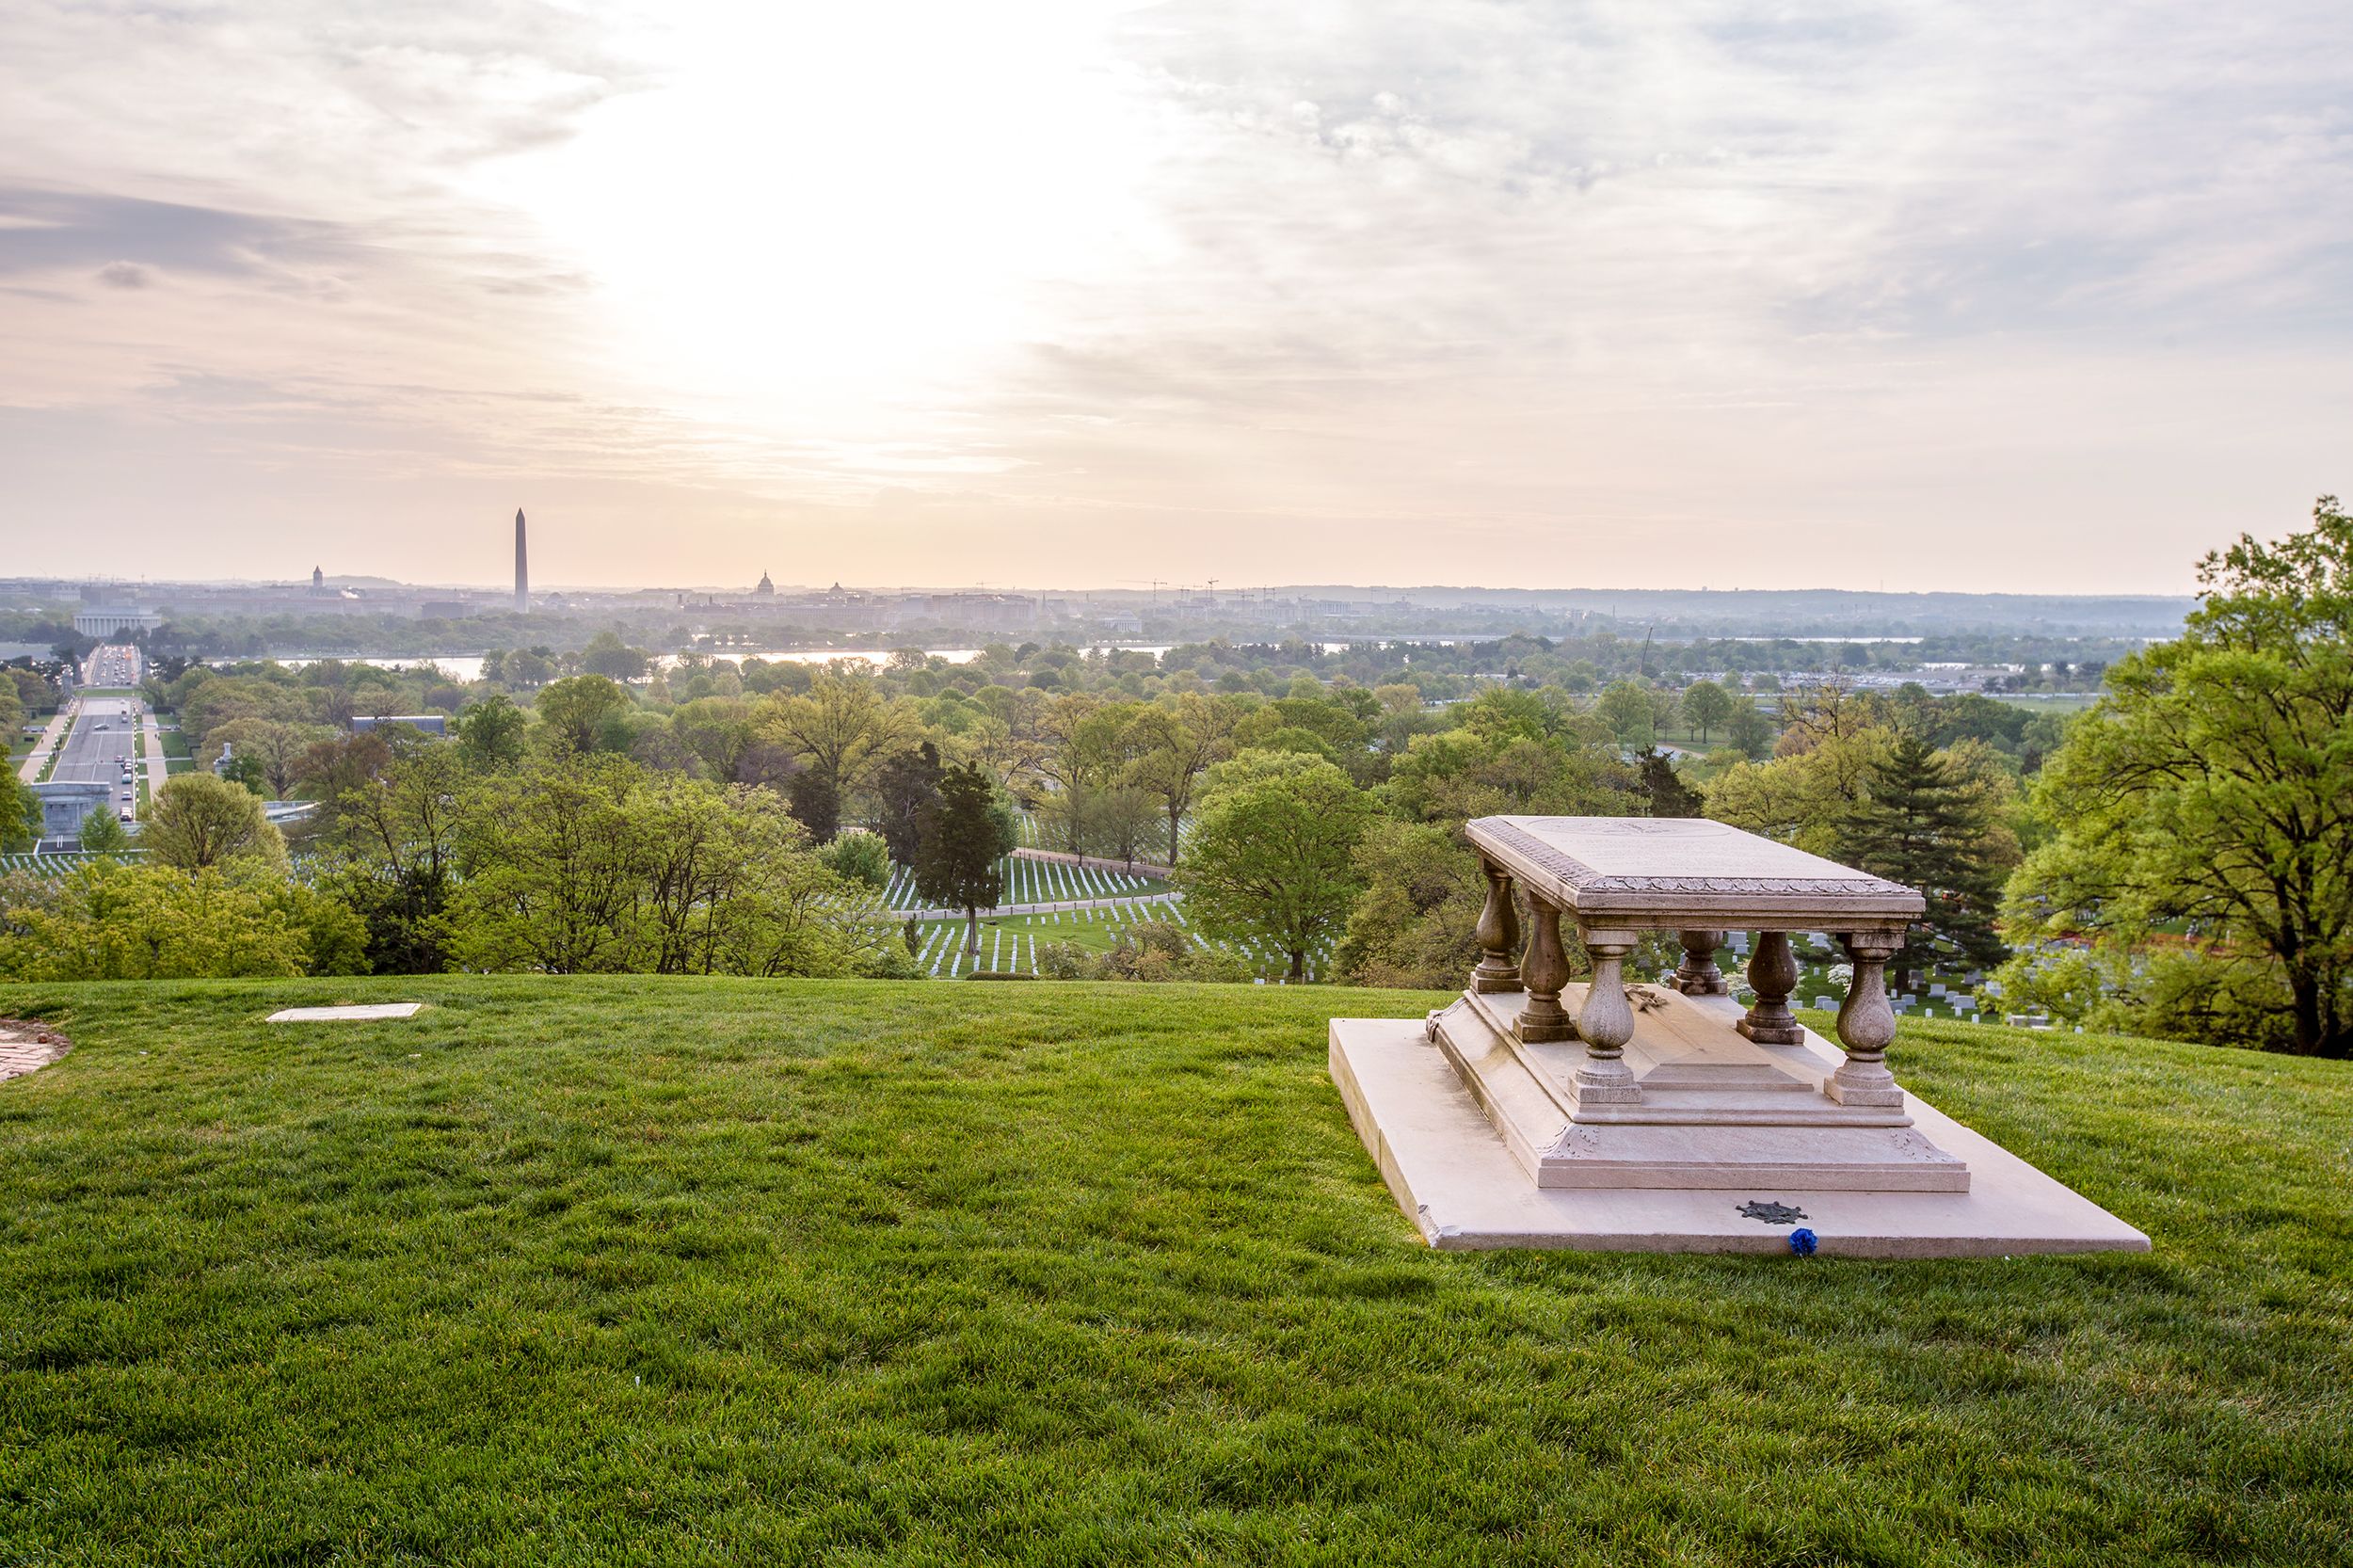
[{"left": 1330, "top": 816, "right": 2148, "bottom": 1256}]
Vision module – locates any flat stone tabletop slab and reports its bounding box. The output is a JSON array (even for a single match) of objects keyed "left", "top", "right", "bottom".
[
  {"left": 264, "top": 1003, "right": 424, "bottom": 1023},
  {"left": 1467, "top": 815, "right": 1924, "bottom": 929}
]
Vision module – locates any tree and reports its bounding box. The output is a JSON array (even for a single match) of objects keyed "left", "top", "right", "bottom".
[
  {"left": 536, "top": 675, "right": 631, "bottom": 756},
  {"left": 1841, "top": 733, "right": 2014, "bottom": 995},
  {"left": 1725, "top": 696, "right": 1774, "bottom": 759},
  {"left": 785, "top": 767, "right": 840, "bottom": 843},
  {"left": 1639, "top": 749, "right": 1703, "bottom": 818},
  {"left": 76, "top": 806, "right": 132, "bottom": 856},
  {"left": 1334, "top": 819, "right": 1484, "bottom": 988},
  {"left": 208, "top": 717, "right": 331, "bottom": 799},
  {"left": 456, "top": 691, "right": 529, "bottom": 770},
  {"left": 1125, "top": 694, "right": 1241, "bottom": 864},
  {"left": 759, "top": 674, "right": 910, "bottom": 822},
  {"left": 914, "top": 762, "right": 1017, "bottom": 958},
  {"left": 445, "top": 758, "right": 648, "bottom": 974},
  {"left": 1593, "top": 680, "right": 1656, "bottom": 748},
  {"left": 2009, "top": 497, "right": 2353, "bottom": 1056},
  {"left": 873, "top": 742, "right": 944, "bottom": 865},
  {"left": 1179, "top": 751, "right": 1375, "bottom": 982},
  {"left": 0, "top": 861, "right": 348, "bottom": 981},
  {"left": 818, "top": 827, "right": 891, "bottom": 889},
  {"left": 580, "top": 630, "right": 649, "bottom": 680},
  {"left": 1680, "top": 680, "right": 1735, "bottom": 744},
  {"left": 0, "top": 776, "right": 38, "bottom": 854},
  {"left": 143, "top": 774, "right": 286, "bottom": 872},
  {"left": 323, "top": 744, "right": 468, "bottom": 973}
]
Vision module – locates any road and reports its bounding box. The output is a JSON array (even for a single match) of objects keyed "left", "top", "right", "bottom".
[{"left": 37, "top": 645, "right": 151, "bottom": 825}]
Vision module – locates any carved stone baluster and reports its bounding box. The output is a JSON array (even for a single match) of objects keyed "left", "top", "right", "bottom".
[
  {"left": 1673, "top": 929, "right": 1728, "bottom": 995},
  {"left": 1573, "top": 928, "right": 1642, "bottom": 1102},
  {"left": 1827, "top": 934, "right": 1906, "bottom": 1107},
  {"left": 1513, "top": 898, "right": 1577, "bottom": 1043},
  {"left": 1737, "top": 930, "right": 1803, "bottom": 1045},
  {"left": 1470, "top": 858, "right": 1523, "bottom": 993}
]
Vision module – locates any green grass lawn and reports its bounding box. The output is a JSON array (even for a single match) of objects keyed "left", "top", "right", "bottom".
[{"left": 0, "top": 978, "right": 2345, "bottom": 1565}]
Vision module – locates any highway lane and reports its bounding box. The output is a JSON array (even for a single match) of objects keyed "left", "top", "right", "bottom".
[{"left": 51, "top": 696, "right": 143, "bottom": 787}]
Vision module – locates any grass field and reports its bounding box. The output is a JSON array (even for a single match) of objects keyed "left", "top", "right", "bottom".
[{"left": 0, "top": 977, "right": 2345, "bottom": 1565}]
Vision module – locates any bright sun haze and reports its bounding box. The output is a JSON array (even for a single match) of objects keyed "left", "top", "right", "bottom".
[{"left": 0, "top": 1, "right": 2347, "bottom": 589}]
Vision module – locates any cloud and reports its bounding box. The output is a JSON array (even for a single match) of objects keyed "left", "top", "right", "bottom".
[
  {"left": 0, "top": 185, "right": 340, "bottom": 280},
  {"left": 0, "top": 1, "right": 2348, "bottom": 591}
]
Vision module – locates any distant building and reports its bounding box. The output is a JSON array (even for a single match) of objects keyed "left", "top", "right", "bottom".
[
  {"left": 754, "top": 570, "right": 775, "bottom": 597},
  {"left": 72, "top": 607, "right": 162, "bottom": 637},
  {"left": 514, "top": 508, "right": 529, "bottom": 612},
  {"left": 311, "top": 566, "right": 326, "bottom": 596},
  {"left": 32, "top": 781, "right": 111, "bottom": 844}
]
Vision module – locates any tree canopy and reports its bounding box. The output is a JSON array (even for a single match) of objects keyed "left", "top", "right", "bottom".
[{"left": 2009, "top": 497, "right": 2353, "bottom": 1056}]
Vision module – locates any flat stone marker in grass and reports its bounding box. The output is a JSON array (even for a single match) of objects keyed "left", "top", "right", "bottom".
[{"left": 264, "top": 1003, "right": 424, "bottom": 1023}]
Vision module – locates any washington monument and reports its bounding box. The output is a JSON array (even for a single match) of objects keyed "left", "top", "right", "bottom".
[{"left": 513, "top": 508, "right": 528, "bottom": 612}]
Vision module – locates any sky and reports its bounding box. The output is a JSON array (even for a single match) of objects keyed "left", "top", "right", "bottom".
[{"left": 1, "top": 1, "right": 2347, "bottom": 594}]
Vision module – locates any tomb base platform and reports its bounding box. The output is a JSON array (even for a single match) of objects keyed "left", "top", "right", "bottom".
[
  {"left": 1435, "top": 986, "right": 1968, "bottom": 1191},
  {"left": 1330, "top": 1014, "right": 2149, "bottom": 1257}
]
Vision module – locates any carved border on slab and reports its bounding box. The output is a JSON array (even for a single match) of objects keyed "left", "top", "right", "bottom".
[{"left": 1468, "top": 818, "right": 1921, "bottom": 902}]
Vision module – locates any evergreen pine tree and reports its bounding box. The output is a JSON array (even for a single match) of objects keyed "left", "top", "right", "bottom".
[
  {"left": 914, "top": 762, "right": 1015, "bottom": 958},
  {"left": 874, "top": 742, "right": 943, "bottom": 867},
  {"left": 1639, "top": 748, "right": 1703, "bottom": 818},
  {"left": 1842, "top": 734, "right": 2008, "bottom": 994}
]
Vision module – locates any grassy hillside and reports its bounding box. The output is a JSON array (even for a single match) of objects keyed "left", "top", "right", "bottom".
[{"left": 0, "top": 977, "right": 2345, "bottom": 1566}]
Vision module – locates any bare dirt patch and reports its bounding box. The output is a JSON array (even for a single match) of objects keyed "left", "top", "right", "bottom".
[{"left": 0, "top": 1019, "right": 71, "bottom": 1081}]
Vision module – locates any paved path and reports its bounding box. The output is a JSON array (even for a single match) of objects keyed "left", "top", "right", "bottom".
[
  {"left": 0, "top": 1020, "right": 70, "bottom": 1082},
  {"left": 138, "top": 708, "right": 165, "bottom": 802},
  {"left": 895, "top": 891, "right": 1183, "bottom": 922},
  {"left": 15, "top": 700, "right": 73, "bottom": 784}
]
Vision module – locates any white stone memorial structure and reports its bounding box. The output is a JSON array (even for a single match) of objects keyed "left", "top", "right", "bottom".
[{"left": 1330, "top": 816, "right": 2148, "bottom": 1256}]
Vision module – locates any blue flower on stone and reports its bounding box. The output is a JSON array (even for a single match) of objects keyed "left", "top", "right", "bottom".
[{"left": 1788, "top": 1227, "right": 1818, "bottom": 1256}]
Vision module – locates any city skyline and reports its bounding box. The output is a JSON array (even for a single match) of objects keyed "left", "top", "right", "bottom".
[{"left": 3, "top": 2, "right": 2349, "bottom": 593}]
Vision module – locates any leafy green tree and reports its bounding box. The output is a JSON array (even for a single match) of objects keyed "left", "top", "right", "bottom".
[
  {"left": 1, "top": 775, "right": 38, "bottom": 853},
  {"left": 143, "top": 774, "right": 286, "bottom": 872},
  {"left": 1179, "top": 751, "right": 1375, "bottom": 982},
  {"left": 1125, "top": 694, "right": 1242, "bottom": 864},
  {"left": 0, "top": 862, "right": 312, "bottom": 980},
  {"left": 1384, "top": 728, "right": 1633, "bottom": 826},
  {"left": 1680, "top": 680, "right": 1735, "bottom": 743},
  {"left": 1594, "top": 680, "right": 1656, "bottom": 748},
  {"left": 456, "top": 691, "right": 529, "bottom": 770},
  {"left": 444, "top": 758, "right": 648, "bottom": 973},
  {"left": 1725, "top": 696, "right": 1774, "bottom": 759},
  {"left": 1842, "top": 733, "right": 2015, "bottom": 994},
  {"left": 75, "top": 806, "right": 132, "bottom": 856},
  {"left": 759, "top": 674, "right": 910, "bottom": 821},
  {"left": 1335, "top": 818, "right": 1483, "bottom": 989},
  {"left": 207, "top": 718, "right": 332, "bottom": 798},
  {"left": 580, "top": 630, "right": 649, "bottom": 680},
  {"left": 323, "top": 744, "right": 467, "bottom": 973},
  {"left": 2009, "top": 498, "right": 2353, "bottom": 1055},
  {"left": 914, "top": 762, "right": 1017, "bottom": 958},
  {"left": 217, "top": 749, "right": 269, "bottom": 796},
  {"left": 818, "top": 827, "right": 891, "bottom": 889},
  {"left": 535, "top": 675, "right": 631, "bottom": 756}
]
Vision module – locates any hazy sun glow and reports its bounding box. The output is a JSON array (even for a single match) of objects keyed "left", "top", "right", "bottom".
[{"left": 0, "top": 1, "right": 2347, "bottom": 589}]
